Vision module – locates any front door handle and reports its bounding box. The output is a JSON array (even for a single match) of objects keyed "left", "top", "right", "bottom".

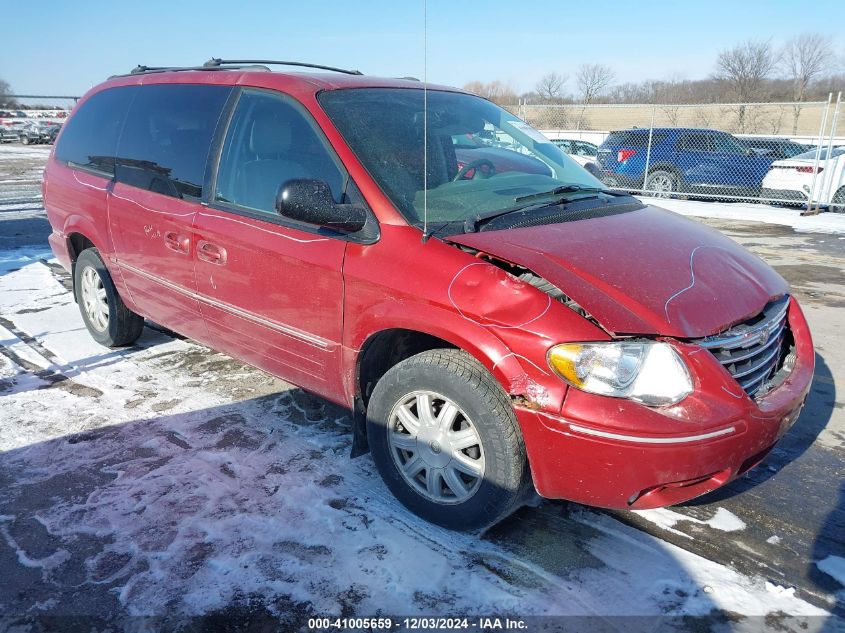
[
  {"left": 164, "top": 231, "right": 190, "bottom": 255},
  {"left": 197, "top": 240, "right": 227, "bottom": 266}
]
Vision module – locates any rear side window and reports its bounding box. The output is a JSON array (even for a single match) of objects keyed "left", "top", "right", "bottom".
[
  {"left": 603, "top": 131, "right": 667, "bottom": 147},
  {"left": 574, "top": 141, "right": 597, "bottom": 156},
  {"left": 54, "top": 87, "right": 136, "bottom": 175},
  {"left": 115, "top": 84, "right": 231, "bottom": 199},
  {"left": 677, "top": 133, "right": 715, "bottom": 152}
]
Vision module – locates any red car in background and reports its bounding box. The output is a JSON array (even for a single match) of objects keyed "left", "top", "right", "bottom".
[{"left": 42, "top": 60, "right": 813, "bottom": 530}]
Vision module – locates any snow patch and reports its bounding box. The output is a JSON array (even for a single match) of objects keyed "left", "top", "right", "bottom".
[
  {"left": 577, "top": 510, "right": 826, "bottom": 616},
  {"left": 706, "top": 507, "right": 747, "bottom": 532},
  {"left": 0, "top": 246, "right": 53, "bottom": 274},
  {"left": 765, "top": 581, "right": 796, "bottom": 597},
  {"left": 816, "top": 555, "right": 845, "bottom": 587},
  {"left": 642, "top": 196, "right": 845, "bottom": 235},
  {"left": 633, "top": 507, "right": 746, "bottom": 534}
]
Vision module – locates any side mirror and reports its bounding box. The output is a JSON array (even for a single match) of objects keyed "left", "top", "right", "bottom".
[{"left": 275, "top": 179, "right": 367, "bottom": 234}]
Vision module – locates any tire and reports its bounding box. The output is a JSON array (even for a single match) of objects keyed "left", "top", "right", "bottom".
[
  {"left": 73, "top": 248, "right": 144, "bottom": 347},
  {"left": 644, "top": 169, "right": 678, "bottom": 198},
  {"left": 21, "top": 136, "right": 29, "bottom": 145},
  {"left": 367, "top": 349, "right": 529, "bottom": 530},
  {"left": 831, "top": 187, "right": 845, "bottom": 213}
]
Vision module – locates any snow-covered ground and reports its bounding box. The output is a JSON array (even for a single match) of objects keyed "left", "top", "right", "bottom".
[
  {"left": 0, "top": 251, "right": 834, "bottom": 628},
  {"left": 1, "top": 141, "right": 842, "bottom": 628},
  {"left": 642, "top": 196, "right": 845, "bottom": 235}
]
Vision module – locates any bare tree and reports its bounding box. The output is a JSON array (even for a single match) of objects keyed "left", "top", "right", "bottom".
[
  {"left": 782, "top": 33, "right": 834, "bottom": 134},
  {"left": 535, "top": 72, "right": 567, "bottom": 102},
  {"left": 576, "top": 63, "right": 615, "bottom": 104},
  {"left": 661, "top": 105, "right": 682, "bottom": 127},
  {"left": 714, "top": 40, "right": 776, "bottom": 131},
  {"left": 462, "top": 80, "right": 518, "bottom": 107},
  {"left": 575, "top": 63, "right": 614, "bottom": 129},
  {"left": 0, "top": 78, "right": 18, "bottom": 108}
]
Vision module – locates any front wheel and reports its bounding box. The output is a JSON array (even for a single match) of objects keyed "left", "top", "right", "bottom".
[
  {"left": 644, "top": 169, "right": 678, "bottom": 198},
  {"left": 367, "top": 349, "right": 529, "bottom": 530},
  {"left": 74, "top": 248, "right": 144, "bottom": 347}
]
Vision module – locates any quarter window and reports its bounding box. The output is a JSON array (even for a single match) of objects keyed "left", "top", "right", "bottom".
[
  {"left": 713, "top": 134, "right": 745, "bottom": 155},
  {"left": 54, "top": 87, "right": 136, "bottom": 175},
  {"left": 115, "top": 84, "right": 231, "bottom": 198},
  {"left": 215, "top": 90, "right": 345, "bottom": 214}
]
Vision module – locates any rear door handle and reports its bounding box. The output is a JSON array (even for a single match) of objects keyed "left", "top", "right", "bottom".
[
  {"left": 197, "top": 240, "right": 227, "bottom": 266},
  {"left": 164, "top": 231, "right": 190, "bottom": 255}
]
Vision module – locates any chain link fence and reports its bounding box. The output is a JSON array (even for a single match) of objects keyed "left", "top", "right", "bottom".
[{"left": 506, "top": 95, "right": 845, "bottom": 211}]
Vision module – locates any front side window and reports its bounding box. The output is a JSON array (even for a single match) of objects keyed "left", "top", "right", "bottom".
[
  {"left": 54, "top": 86, "right": 136, "bottom": 175},
  {"left": 215, "top": 89, "right": 345, "bottom": 214},
  {"left": 318, "top": 88, "right": 605, "bottom": 229},
  {"left": 115, "top": 84, "right": 231, "bottom": 198}
]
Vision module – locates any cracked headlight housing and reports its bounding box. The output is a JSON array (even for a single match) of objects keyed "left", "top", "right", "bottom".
[{"left": 548, "top": 341, "right": 693, "bottom": 406}]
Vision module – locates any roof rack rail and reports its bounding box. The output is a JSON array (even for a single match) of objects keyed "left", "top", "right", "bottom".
[
  {"left": 203, "top": 58, "right": 363, "bottom": 75},
  {"left": 108, "top": 64, "right": 270, "bottom": 79}
]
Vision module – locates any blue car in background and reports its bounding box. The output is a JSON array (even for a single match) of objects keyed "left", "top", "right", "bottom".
[{"left": 596, "top": 128, "right": 776, "bottom": 198}]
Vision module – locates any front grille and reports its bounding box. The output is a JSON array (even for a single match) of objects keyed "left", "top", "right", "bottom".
[{"left": 695, "top": 296, "right": 792, "bottom": 398}]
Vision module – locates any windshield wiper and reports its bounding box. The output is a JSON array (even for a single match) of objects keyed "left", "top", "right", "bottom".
[
  {"left": 464, "top": 185, "right": 631, "bottom": 233},
  {"left": 513, "top": 184, "right": 629, "bottom": 203}
]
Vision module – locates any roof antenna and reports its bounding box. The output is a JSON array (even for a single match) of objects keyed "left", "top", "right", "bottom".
[{"left": 421, "top": 0, "right": 430, "bottom": 243}]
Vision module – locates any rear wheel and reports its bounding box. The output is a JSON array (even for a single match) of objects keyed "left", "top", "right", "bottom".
[
  {"left": 367, "top": 349, "right": 529, "bottom": 530},
  {"left": 74, "top": 248, "right": 144, "bottom": 347},
  {"left": 644, "top": 169, "right": 678, "bottom": 198}
]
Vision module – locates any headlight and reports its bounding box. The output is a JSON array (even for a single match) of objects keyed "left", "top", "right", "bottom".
[{"left": 548, "top": 341, "right": 692, "bottom": 406}]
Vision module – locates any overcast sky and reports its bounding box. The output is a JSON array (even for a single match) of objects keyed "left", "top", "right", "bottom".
[{"left": 2, "top": 0, "right": 843, "bottom": 99}]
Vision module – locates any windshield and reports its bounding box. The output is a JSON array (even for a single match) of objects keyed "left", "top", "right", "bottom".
[
  {"left": 793, "top": 146, "right": 845, "bottom": 160},
  {"left": 318, "top": 88, "right": 605, "bottom": 228}
]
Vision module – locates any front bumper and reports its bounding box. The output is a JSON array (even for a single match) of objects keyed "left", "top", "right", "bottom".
[{"left": 516, "top": 296, "right": 814, "bottom": 509}]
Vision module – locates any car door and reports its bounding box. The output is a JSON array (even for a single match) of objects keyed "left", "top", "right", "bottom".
[
  {"left": 712, "top": 132, "right": 771, "bottom": 193},
  {"left": 193, "top": 88, "right": 349, "bottom": 400},
  {"left": 674, "top": 132, "right": 719, "bottom": 189},
  {"left": 108, "top": 84, "right": 232, "bottom": 340}
]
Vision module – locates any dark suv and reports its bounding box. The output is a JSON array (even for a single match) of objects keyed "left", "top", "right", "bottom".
[
  {"left": 736, "top": 137, "right": 810, "bottom": 160},
  {"left": 597, "top": 127, "right": 776, "bottom": 198}
]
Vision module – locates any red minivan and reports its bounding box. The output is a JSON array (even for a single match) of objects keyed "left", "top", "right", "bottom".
[{"left": 43, "top": 60, "right": 814, "bottom": 530}]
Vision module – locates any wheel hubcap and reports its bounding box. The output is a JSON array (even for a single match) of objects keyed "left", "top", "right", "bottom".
[
  {"left": 648, "top": 174, "right": 673, "bottom": 197},
  {"left": 80, "top": 266, "right": 109, "bottom": 332},
  {"left": 388, "top": 390, "right": 485, "bottom": 504}
]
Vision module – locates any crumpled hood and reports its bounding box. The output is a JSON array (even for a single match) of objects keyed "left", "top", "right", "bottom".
[{"left": 447, "top": 205, "right": 789, "bottom": 338}]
